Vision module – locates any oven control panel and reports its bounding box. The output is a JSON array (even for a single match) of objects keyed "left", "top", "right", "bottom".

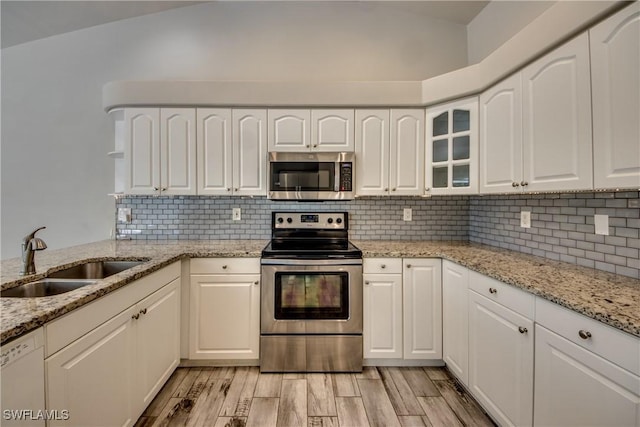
[{"left": 273, "top": 212, "right": 347, "bottom": 229}]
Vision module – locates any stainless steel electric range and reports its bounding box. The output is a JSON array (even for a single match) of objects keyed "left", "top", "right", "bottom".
[{"left": 260, "top": 211, "right": 363, "bottom": 373}]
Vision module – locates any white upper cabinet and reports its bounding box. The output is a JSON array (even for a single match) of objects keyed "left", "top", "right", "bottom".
[
  {"left": 480, "top": 74, "right": 523, "bottom": 193},
  {"left": 311, "top": 109, "right": 355, "bottom": 152},
  {"left": 268, "top": 109, "right": 310, "bottom": 152},
  {"left": 355, "top": 110, "right": 390, "bottom": 196},
  {"left": 522, "top": 32, "right": 593, "bottom": 192},
  {"left": 269, "top": 109, "right": 354, "bottom": 152},
  {"left": 390, "top": 109, "right": 425, "bottom": 196},
  {"left": 197, "top": 109, "right": 267, "bottom": 196},
  {"left": 356, "top": 109, "right": 423, "bottom": 196},
  {"left": 426, "top": 98, "right": 478, "bottom": 195},
  {"left": 197, "top": 109, "right": 232, "bottom": 195},
  {"left": 233, "top": 109, "right": 268, "bottom": 195},
  {"left": 590, "top": 2, "right": 640, "bottom": 190},
  {"left": 124, "top": 108, "right": 196, "bottom": 195}
]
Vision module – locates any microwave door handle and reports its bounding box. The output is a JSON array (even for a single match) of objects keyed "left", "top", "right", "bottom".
[{"left": 335, "top": 165, "right": 340, "bottom": 192}]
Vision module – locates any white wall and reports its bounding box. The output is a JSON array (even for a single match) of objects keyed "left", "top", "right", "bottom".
[
  {"left": 1, "top": 2, "right": 469, "bottom": 259},
  {"left": 467, "top": 1, "right": 554, "bottom": 64}
]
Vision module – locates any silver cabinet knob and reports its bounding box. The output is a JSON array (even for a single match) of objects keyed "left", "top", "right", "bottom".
[
  {"left": 518, "top": 327, "right": 528, "bottom": 334},
  {"left": 222, "top": 265, "right": 228, "bottom": 269},
  {"left": 489, "top": 288, "right": 497, "bottom": 294},
  {"left": 392, "top": 188, "right": 397, "bottom": 191},
  {"left": 306, "top": 144, "right": 310, "bottom": 148},
  {"left": 384, "top": 188, "right": 389, "bottom": 192},
  {"left": 161, "top": 188, "right": 167, "bottom": 192},
  {"left": 578, "top": 330, "right": 592, "bottom": 340},
  {"left": 521, "top": 181, "right": 529, "bottom": 187},
  {"left": 512, "top": 182, "right": 520, "bottom": 187},
  {"left": 254, "top": 281, "right": 259, "bottom": 285},
  {"left": 140, "top": 308, "right": 147, "bottom": 315},
  {"left": 235, "top": 188, "right": 238, "bottom": 192},
  {"left": 227, "top": 188, "right": 231, "bottom": 192},
  {"left": 153, "top": 187, "right": 159, "bottom": 192},
  {"left": 132, "top": 313, "right": 140, "bottom": 320},
  {"left": 406, "top": 264, "right": 412, "bottom": 268},
  {"left": 381, "top": 264, "right": 386, "bottom": 269},
  {"left": 313, "top": 144, "right": 318, "bottom": 148},
  {"left": 365, "top": 281, "right": 370, "bottom": 285}
]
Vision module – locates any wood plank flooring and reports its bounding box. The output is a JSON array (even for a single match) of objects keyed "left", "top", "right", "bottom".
[{"left": 135, "top": 367, "right": 495, "bottom": 427}]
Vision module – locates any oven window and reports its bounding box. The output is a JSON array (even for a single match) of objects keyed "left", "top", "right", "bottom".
[
  {"left": 274, "top": 272, "right": 349, "bottom": 320},
  {"left": 270, "top": 162, "right": 335, "bottom": 191}
]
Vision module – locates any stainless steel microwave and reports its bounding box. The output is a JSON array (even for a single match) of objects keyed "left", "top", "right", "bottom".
[{"left": 267, "top": 152, "right": 355, "bottom": 200}]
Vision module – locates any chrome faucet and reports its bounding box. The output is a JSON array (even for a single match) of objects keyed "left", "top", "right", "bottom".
[{"left": 20, "top": 227, "right": 47, "bottom": 276}]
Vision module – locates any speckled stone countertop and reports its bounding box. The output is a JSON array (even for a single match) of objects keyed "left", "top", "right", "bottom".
[
  {"left": 354, "top": 240, "right": 640, "bottom": 338},
  {"left": 1, "top": 239, "right": 638, "bottom": 345}
]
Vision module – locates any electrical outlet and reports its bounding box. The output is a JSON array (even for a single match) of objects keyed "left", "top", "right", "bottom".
[
  {"left": 232, "top": 208, "right": 241, "bottom": 221},
  {"left": 403, "top": 208, "right": 412, "bottom": 221},
  {"left": 520, "top": 211, "right": 531, "bottom": 228},
  {"left": 594, "top": 214, "right": 609, "bottom": 235},
  {"left": 117, "top": 208, "right": 131, "bottom": 223}
]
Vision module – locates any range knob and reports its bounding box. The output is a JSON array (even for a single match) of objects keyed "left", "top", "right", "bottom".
[
  {"left": 287, "top": 217, "right": 293, "bottom": 224},
  {"left": 336, "top": 218, "right": 343, "bottom": 224},
  {"left": 327, "top": 218, "right": 333, "bottom": 224},
  {"left": 277, "top": 217, "right": 284, "bottom": 224}
]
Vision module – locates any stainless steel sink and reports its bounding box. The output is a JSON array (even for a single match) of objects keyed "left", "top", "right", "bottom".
[
  {"left": 46, "top": 259, "right": 148, "bottom": 280},
  {"left": 1, "top": 279, "right": 96, "bottom": 297}
]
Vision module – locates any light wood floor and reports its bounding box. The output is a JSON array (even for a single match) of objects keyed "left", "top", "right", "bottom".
[{"left": 135, "top": 366, "right": 496, "bottom": 427}]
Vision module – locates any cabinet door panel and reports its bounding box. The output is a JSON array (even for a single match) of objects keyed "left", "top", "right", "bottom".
[
  {"left": 125, "top": 108, "right": 160, "bottom": 194},
  {"left": 534, "top": 325, "right": 640, "bottom": 427},
  {"left": 480, "top": 74, "right": 522, "bottom": 193},
  {"left": 135, "top": 279, "right": 180, "bottom": 417},
  {"left": 312, "top": 109, "right": 354, "bottom": 152},
  {"left": 355, "top": 110, "right": 390, "bottom": 196},
  {"left": 403, "top": 259, "right": 442, "bottom": 360},
  {"left": 468, "top": 290, "right": 533, "bottom": 427},
  {"left": 442, "top": 261, "right": 469, "bottom": 385},
  {"left": 522, "top": 33, "right": 592, "bottom": 192},
  {"left": 390, "top": 109, "right": 424, "bottom": 195},
  {"left": 591, "top": 3, "right": 640, "bottom": 189},
  {"left": 268, "top": 110, "right": 311, "bottom": 152},
  {"left": 233, "top": 109, "right": 268, "bottom": 195},
  {"left": 161, "top": 108, "right": 197, "bottom": 195},
  {"left": 189, "top": 274, "right": 260, "bottom": 359},
  {"left": 363, "top": 274, "right": 403, "bottom": 359},
  {"left": 46, "top": 307, "right": 136, "bottom": 427},
  {"left": 197, "top": 109, "right": 233, "bottom": 195}
]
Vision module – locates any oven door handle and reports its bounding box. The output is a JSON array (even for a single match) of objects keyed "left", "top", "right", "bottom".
[{"left": 261, "top": 258, "right": 362, "bottom": 266}]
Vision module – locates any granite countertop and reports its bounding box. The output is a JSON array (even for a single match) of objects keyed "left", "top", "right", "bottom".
[{"left": 1, "top": 239, "right": 638, "bottom": 345}]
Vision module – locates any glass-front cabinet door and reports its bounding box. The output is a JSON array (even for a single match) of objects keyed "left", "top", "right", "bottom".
[{"left": 425, "top": 98, "right": 479, "bottom": 195}]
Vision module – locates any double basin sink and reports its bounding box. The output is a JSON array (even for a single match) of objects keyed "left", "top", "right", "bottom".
[{"left": 2, "top": 260, "right": 148, "bottom": 298}]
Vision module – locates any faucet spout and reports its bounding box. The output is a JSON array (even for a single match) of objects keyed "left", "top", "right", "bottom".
[{"left": 20, "top": 227, "right": 47, "bottom": 276}]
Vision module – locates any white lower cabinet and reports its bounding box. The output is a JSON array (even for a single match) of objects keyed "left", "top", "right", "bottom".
[
  {"left": 363, "top": 258, "right": 441, "bottom": 362},
  {"left": 45, "top": 265, "right": 181, "bottom": 426},
  {"left": 403, "top": 258, "right": 442, "bottom": 359},
  {"left": 442, "top": 260, "right": 469, "bottom": 385},
  {"left": 468, "top": 272, "right": 535, "bottom": 427},
  {"left": 189, "top": 258, "right": 260, "bottom": 360},
  {"left": 363, "top": 258, "right": 403, "bottom": 359},
  {"left": 534, "top": 298, "right": 640, "bottom": 427}
]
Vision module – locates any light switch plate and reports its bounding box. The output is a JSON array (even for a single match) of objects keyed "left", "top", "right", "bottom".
[
  {"left": 594, "top": 214, "right": 609, "bottom": 235},
  {"left": 403, "top": 208, "right": 412, "bottom": 221},
  {"left": 520, "top": 211, "right": 531, "bottom": 228},
  {"left": 232, "top": 208, "right": 241, "bottom": 221}
]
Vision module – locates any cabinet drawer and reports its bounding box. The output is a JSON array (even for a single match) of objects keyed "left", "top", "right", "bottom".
[
  {"left": 536, "top": 297, "right": 640, "bottom": 376},
  {"left": 363, "top": 258, "right": 402, "bottom": 274},
  {"left": 190, "top": 258, "right": 260, "bottom": 275},
  {"left": 468, "top": 270, "right": 535, "bottom": 319}
]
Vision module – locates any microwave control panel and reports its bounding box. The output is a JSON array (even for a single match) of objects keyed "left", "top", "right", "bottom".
[{"left": 339, "top": 162, "right": 353, "bottom": 191}]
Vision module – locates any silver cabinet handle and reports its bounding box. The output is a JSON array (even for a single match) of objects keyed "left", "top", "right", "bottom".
[
  {"left": 132, "top": 313, "right": 140, "bottom": 320},
  {"left": 578, "top": 330, "right": 592, "bottom": 340},
  {"left": 518, "top": 327, "right": 528, "bottom": 334},
  {"left": 489, "top": 288, "right": 497, "bottom": 294},
  {"left": 140, "top": 308, "right": 147, "bottom": 315}
]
